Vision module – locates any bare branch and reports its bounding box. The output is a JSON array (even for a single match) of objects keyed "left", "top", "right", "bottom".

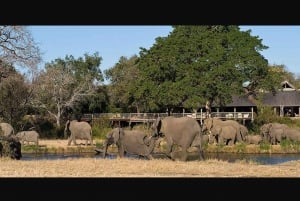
[{"left": 0, "top": 26, "right": 41, "bottom": 70}]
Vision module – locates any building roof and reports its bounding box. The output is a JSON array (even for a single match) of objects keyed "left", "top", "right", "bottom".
[
  {"left": 281, "top": 80, "right": 296, "bottom": 91},
  {"left": 225, "top": 95, "right": 256, "bottom": 107},
  {"left": 262, "top": 90, "right": 300, "bottom": 106}
]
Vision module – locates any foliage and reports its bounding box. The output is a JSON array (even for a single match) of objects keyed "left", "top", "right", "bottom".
[
  {"left": 236, "top": 143, "right": 247, "bottom": 153},
  {"left": 0, "top": 65, "right": 32, "bottom": 126},
  {"left": 253, "top": 105, "right": 280, "bottom": 126},
  {"left": 91, "top": 116, "right": 112, "bottom": 139},
  {"left": 104, "top": 55, "right": 140, "bottom": 112},
  {"left": 32, "top": 52, "right": 104, "bottom": 127},
  {"left": 259, "top": 142, "right": 271, "bottom": 151},
  {"left": 134, "top": 25, "right": 270, "bottom": 112}
]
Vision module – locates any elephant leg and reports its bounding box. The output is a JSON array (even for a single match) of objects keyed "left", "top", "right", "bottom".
[
  {"left": 67, "top": 137, "right": 72, "bottom": 146},
  {"left": 180, "top": 148, "right": 188, "bottom": 161},
  {"left": 146, "top": 154, "right": 154, "bottom": 160},
  {"left": 218, "top": 136, "right": 224, "bottom": 145},
  {"left": 118, "top": 145, "right": 125, "bottom": 158},
  {"left": 73, "top": 138, "right": 77, "bottom": 145},
  {"left": 165, "top": 137, "right": 174, "bottom": 159},
  {"left": 165, "top": 143, "right": 174, "bottom": 159}
]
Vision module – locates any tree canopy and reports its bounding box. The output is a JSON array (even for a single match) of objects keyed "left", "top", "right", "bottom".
[
  {"left": 33, "top": 52, "right": 103, "bottom": 126},
  {"left": 133, "top": 25, "right": 271, "bottom": 113}
]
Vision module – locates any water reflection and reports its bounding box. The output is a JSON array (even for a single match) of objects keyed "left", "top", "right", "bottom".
[{"left": 21, "top": 152, "right": 300, "bottom": 165}]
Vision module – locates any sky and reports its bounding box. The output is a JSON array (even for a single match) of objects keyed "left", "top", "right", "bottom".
[{"left": 28, "top": 26, "right": 300, "bottom": 81}]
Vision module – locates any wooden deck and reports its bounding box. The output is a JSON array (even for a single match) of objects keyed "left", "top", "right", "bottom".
[{"left": 82, "top": 112, "right": 254, "bottom": 126}]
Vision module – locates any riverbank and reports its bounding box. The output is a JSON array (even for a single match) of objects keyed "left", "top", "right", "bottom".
[
  {"left": 23, "top": 139, "right": 300, "bottom": 155},
  {"left": 1, "top": 139, "right": 299, "bottom": 177}
]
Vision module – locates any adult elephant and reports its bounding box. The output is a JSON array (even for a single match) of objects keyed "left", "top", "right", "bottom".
[
  {"left": 0, "top": 122, "right": 14, "bottom": 137},
  {"left": 283, "top": 128, "right": 300, "bottom": 142},
  {"left": 209, "top": 125, "right": 238, "bottom": 145},
  {"left": 64, "top": 120, "right": 93, "bottom": 146},
  {"left": 260, "top": 123, "right": 289, "bottom": 144},
  {"left": 152, "top": 116, "right": 204, "bottom": 161},
  {"left": 102, "top": 127, "right": 161, "bottom": 159},
  {"left": 202, "top": 117, "right": 243, "bottom": 142}
]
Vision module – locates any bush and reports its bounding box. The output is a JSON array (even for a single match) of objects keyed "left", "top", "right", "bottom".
[{"left": 91, "top": 116, "right": 112, "bottom": 139}]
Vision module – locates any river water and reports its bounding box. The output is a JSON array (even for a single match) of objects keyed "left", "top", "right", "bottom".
[{"left": 21, "top": 151, "right": 300, "bottom": 165}]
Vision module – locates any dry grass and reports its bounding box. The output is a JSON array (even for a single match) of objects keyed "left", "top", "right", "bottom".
[
  {"left": 1, "top": 139, "right": 298, "bottom": 177},
  {"left": 1, "top": 156, "right": 300, "bottom": 177}
]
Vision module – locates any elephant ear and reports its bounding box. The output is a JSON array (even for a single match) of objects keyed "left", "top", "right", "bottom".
[{"left": 141, "top": 134, "right": 152, "bottom": 146}]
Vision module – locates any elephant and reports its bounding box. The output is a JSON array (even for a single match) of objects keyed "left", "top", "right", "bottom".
[
  {"left": 0, "top": 135, "right": 22, "bottom": 160},
  {"left": 191, "top": 134, "right": 209, "bottom": 147},
  {"left": 245, "top": 135, "right": 262, "bottom": 145},
  {"left": 64, "top": 120, "right": 93, "bottom": 146},
  {"left": 0, "top": 122, "right": 14, "bottom": 137},
  {"left": 209, "top": 125, "right": 238, "bottom": 145},
  {"left": 283, "top": 128, "right": 300, "bottom": 142},
  {"left": 15, "top": 130, "right": 39, "bottom": 146},
  {"left": 202, "top": 117, "right": 244, "bottom": 142},
  {"left": 239, "top": 124, "right": 249, "bottom": 141},
  {"left": 152, "top": 116, "right": 204, "bottom": 161},
  {"left": 260, "top": 123, "right": 289, "bottom": 144},
  {"left": 102, "top": 127, "right": 161, "bottom": 159}
]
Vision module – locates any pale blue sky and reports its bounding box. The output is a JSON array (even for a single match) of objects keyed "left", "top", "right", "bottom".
[{"left": 28, "top": 26, "right": 300, "bottom": 81}]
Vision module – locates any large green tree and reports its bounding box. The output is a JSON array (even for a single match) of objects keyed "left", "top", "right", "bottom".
[
  {"left": 135, "top": 25, "right": 271, "bottom": 113},
  {"left": 104, "top": 55, "right": 139, "bottom": 112}
]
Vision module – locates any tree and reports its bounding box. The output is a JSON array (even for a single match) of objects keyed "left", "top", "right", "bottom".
[
  {"left": 33, "top": 53, "right": 103, "bottom": 127},
  {"left": 0, "top": 65, "right": 31, "bottom": 126},
  {"left": 104, "top": 55, "right": 140, "bottom": 112},
  {"left": 0, "top": 26, "right": 41, "bottom": 73},
  {"left": 135, "top": 25, "right": 271, "bottom": 113}
]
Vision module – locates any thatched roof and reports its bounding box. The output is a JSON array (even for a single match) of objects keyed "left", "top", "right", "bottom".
[
  {"left": 262, "top": 90, "right": 300, "bottom": 106},
  {"left": 225, "top": 95, "right": 256, "bottom": 107},
  {"left": 210, "top": 90, "right": 300, "bottom": 108}
]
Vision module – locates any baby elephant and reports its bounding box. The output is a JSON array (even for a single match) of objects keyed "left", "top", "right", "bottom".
[
  {"left": 16, "top": 130, "right": 39, "bottom": 146},
  {"left": 245, "top": 135, "right": 262, "bottom": 145}
]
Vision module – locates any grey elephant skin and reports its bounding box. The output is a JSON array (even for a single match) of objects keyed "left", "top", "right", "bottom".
[
  {"left": 0, "top": 122, "right": 14, "bottom": 137},
  {"left": 202, "top": 118, "right": 244, "bottom": 142},
  {"left": 15, "top": 130, "right": 39, "bottom": 146},
  {"left": 152, "top": 116, "right": 204, "bottom": 161},
  {"left": 245, "top": 135, "right": 262, "bottom": 145},
  {"left": 260, "top": 123, "right": 289, "bottom": 144},
  {"left": 210, "top": 125, "right": 238, "bottom": 145},
  {"left": 102, "top": 127, "right": 160, "bottom": 159},
  {"left": 283, "top": 128, "right": 300, "bottom": 142},
  {"left": 0, "top": 136, "right": 22, "bottom": 160},
  {"left": 64, "top": 120, "right": 93, "bottom": 146}
]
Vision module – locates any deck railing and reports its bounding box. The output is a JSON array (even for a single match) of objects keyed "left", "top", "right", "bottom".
[{"left": 82, "top": 111, "right": 254, "bottom": 122}]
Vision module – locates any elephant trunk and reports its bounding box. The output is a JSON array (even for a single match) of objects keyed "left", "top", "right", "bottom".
[
  {"left": 102, "top": 140, "right": 109, "bottom": 158},
  {"left": 146, "top": 135, "right": 158, "bottom": 154}
]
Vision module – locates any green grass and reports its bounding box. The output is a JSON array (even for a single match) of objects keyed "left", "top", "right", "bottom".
[{"left": 259, "top": 142, "right": 271, "bottom": 151}]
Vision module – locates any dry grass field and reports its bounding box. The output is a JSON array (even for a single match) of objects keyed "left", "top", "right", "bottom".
[{"left": 1, "top": 139, "right": 300, "bottom": 177}]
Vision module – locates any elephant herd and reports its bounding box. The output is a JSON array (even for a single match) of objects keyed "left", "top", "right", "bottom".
[
  {"left": 202, "top": 118, "right": 300, "bottom": 146},
  {"left": 103, "top": 116, "right": 205, "bottom": 161},
  {"left": 102, "top": 116, "right": 300, "bottom": 162},
  {"left": 0, "top": 122, "right": 41, "bottom": 160},
  {"left": 260, "top": 123, "right": 300, "bottom": 144}
]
